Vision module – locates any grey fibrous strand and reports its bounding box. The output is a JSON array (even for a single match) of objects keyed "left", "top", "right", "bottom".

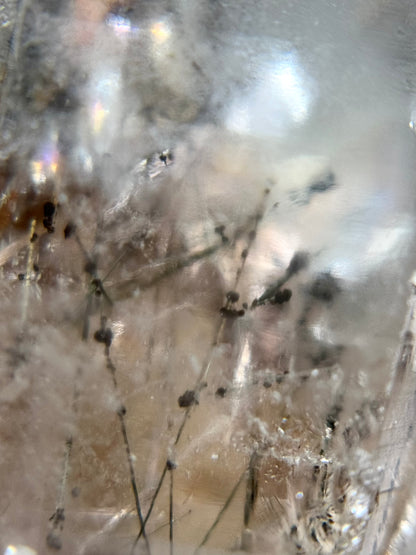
[
  {"left": 111, "top": 241, "right": 222, "bottom": 296},
  {"left": 49, "top": 225, "right": 153, "bottom": 553},
  {"left": 105, "top": 215, "right": 265, "bottom": 302},
  {"left": 152, "top": 508, "right": 191, "bottom": 537},
  {"left": 46, "top": 369, "right": 81, "bottom": 550},
  {"left": 91, "top": 312, "right": 151, "bottom": 553},
  {"left": 72, "top": 229, "right": 115, "bottom": 341},
  {"left": 131, "top": 188, "right": 271, "bottom": 552},
  {"left": 244, "top": 450, "right": 260, "bottom": 528},
  {"left": 103, "top": 329, "right": 152, "bottom": 555},
  {"left": 4, "top": 222, "right": 39, "bottom": 379},
  {"left": 193, "top": 468, "right": 247, "bottom": 555},
  {"left": 46, "top": 437, "right": 72, "bottom": 550},
  {"left": 169, "top": 463, "right": 174, "bottom": 555}
]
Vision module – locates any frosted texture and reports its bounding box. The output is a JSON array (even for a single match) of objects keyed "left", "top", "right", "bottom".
[{"left": 1, "top": 1, "right": 416, "bottom": 554}]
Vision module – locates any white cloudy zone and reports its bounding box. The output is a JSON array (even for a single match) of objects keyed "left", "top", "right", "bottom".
[{"left": 1, "top": 1, "right": 416, "bottom": 554}]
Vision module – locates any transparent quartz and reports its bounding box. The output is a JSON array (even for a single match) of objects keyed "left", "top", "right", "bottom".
[{"left": 1, "top": 2, "right": 416, "bottom": 554}]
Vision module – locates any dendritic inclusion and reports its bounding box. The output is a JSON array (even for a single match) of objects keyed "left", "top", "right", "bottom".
[
  {"left": 2, "top": 2, "right": 416, "bottom": 555},
  {"left": 0, "top": 137, "right": 412, "bottom": 555}
]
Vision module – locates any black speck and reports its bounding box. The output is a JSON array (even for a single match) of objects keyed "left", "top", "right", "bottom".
[
  {"left": 326, "top": 414, "right": 337, "bottom": 431},
  {"left": 326, "top": 404, "right": 342, "bottom": 432},
  {"left": 272, "top": 288, "right": 292, "bottom": 305},
  {"left": 43, "top": 202, "right": 56, "bottom": 233},
  {"left": 178, "top": 389, "right": 198, "bottom": 408},
  {"left": 290, "top": 525, "right": 298, "bottom": 536},
  {"left": 242, "top": 302, "right": 248, "bottom": 310},
  {"left": 94, "top": 329, "right": 106, "bottom": 343},
  {"left": 43, "top": 219, "right": 55, "bottom": 233},
  {"left": 91, "top": 278, "right": 102, "bottom": 290},
  {"left": 94, "top": 327, "right": 113, "bottom": 348},
  {"left": 263, "top": 380, "right": 272, "bottom": 388},
  {"left": 226, "top": 290, "right": 239, "bottom": 303},
  {"left": 214, "top": 224, "right": 228, "bottom": 243},
  {"left": 64, "top": 222, "right": 76, "bottom": 239},
  {"left": 215, "top": 386, "right": 227, "bottom": 398},
  {"left": 166, "top": 459, "right": 177, "bottom": 470},
  {"left": 117, "top": 405, "right": 127, "bottom": 416},
  {"left": 30, "top": 232, "right": 38, "bottom": 243},
  {"left": 33, "top": 263, "right": 39, "bottom": 272},
  {"left": 241, "top": 248, "right": 248, "bottom": 259},
  {"left": 220, "top": 307, "right": 245, "bottom": 318},
  {"left": 159, "top": 150, "right": 173, "bottom": 165},
  {"left": 18, "top": 273, "right": 25, "bottom": 281},
  {"left": 43, "top": 201, "right": 56, "bottom": 218}
]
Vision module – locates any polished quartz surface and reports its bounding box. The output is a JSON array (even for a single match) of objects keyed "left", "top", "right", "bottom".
[{"left": 1, "top": 1, "right": 416, "bottom": 554}]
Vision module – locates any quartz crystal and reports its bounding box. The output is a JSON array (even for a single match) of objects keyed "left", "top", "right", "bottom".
[{"left": 1, "top": 2, "right": 416, "bottom": 554}]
